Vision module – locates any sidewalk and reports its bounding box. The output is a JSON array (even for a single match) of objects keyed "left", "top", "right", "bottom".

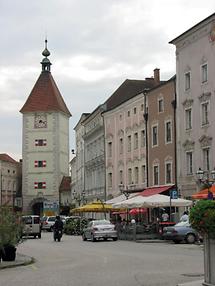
[
  {"left": 177, "top": 280, "right": 203, "bottom": 286},
  {"left": 0, "top": 253, "right": 34, "bottom": 269}
]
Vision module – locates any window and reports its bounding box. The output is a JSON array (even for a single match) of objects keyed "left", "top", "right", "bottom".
[
  {"left": 153, "top": 165, "right": 159, "bottom": 185},
  {"left": 34, "top": 160, "right": 46, "bottom": 167},
  {"left": 108, "top": 173, "right": 112, "bottom": 188},
  {"left": 201, "top": 102, "right": 209, "bottom": 126},
  {"left": 119, "top": 114, "right": 122, "bottom": 120},
  {"left": 141, "top": 165, "right": 146, "bottom": 183},
  {"left": 152, "top": 125, "right": 158, "bottom": 146},
  {"left": 127, "top": 135, "right": 131, "bottom": 152},
  {"left": 203, "top": 148, "right": 210, "bottom": 171},
  {"left": 128, "top": 168, "right": 132, "bottom": 185},
  {"left": 127, "top": 110, "right": 130, "bottom": 117},
  {"left": 108, "top": 142, "right": 112, "bottom": 157},
  {"left": 134, "top": 167, "right": 139, "bottom": 184},
  {"left": 119, "top": 138, "right": 123, "bottom": 154},
  {"left": 34, "top": 182, "right": 46, "bottom": 189},
  {"left": 141, "top": 104, "right": 144, "bottom": 111},
  {"left": 165, "top": 121, "right": 172, "bottom": 143},
  {"left": 119, "top": 170, "right": 123, "bottom": 184},
  {"left": 165, "top": 162, "right": 172, "bottom": 184},
  {"left": 185, "top": 72, "right": 191, "bottom": 90},
  {"left": 141, "top": 130, "right": 146, "bottom": 147},
  {"left": 134, "top": 107, "right": 137, "bottom": 114},
  {"left": 158, "top": 98, "right": 164, "bottom": 113},
  {"left": 35, "top": 139, "right": 47, "bottom": 146},
  {"left": 134, "top": 132, "right": 138, "bottom": 149},
  {"left": 201, "top": 64, "right": 208, "bottom": 83},
  {"left": 185, "top": 108, "right": 192, "bottom": 130},
  {"left": 186, "top": 151, "right": 193, "bottom": 175}
]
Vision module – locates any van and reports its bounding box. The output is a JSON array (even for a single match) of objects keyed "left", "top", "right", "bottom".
[{"left": 22, "top": 215, "right": 41, "bottom": 238}]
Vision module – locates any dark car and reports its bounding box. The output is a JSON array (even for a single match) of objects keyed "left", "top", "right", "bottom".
[{"left": 162, "top": 221, "right": 200, "bottom": 244}]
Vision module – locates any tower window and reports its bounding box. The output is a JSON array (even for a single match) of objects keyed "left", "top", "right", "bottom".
[
  {"left": 34, "top": 182, "right": 46, "bottom": 189},
  {"left": 35, "top": 139, "right": 47, "bottom": 146},
  {"left": 34, "top": 160, "right": 46, "bottom": 167}
]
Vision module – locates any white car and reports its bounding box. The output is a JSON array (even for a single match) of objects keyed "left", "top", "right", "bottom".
[
  {"left": 82, "top": 219, "right": 118, "bottom": 242},
  {"left": 41, "top": 216, "right": 56, "bottom": 231}
]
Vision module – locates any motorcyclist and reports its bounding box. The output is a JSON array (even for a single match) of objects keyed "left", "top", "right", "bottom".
[{"left": 53, "top": 215, "right": 63, "bottom": 241}]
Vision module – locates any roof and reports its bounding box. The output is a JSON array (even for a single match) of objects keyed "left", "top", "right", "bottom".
[
  {"left": 0, "top": 153, "right": 18, "bottom": 164},
  {"left": 138, "top": 185, "right": 174, "bottom": 197},
  {"left": 20, "top": 71, "right": 71, "bottom": 117},
  {"left": 192, "top": 185, "right": 215, "bottom": 199},
  {"left": 59, "top": 176, "right": 71, "bottom": 193},
  {"left": 105, "top": 78, "right": 158, "bottom": 112},
  {"left": 169, "top": 12, "right": 215, "bottom": 44}
]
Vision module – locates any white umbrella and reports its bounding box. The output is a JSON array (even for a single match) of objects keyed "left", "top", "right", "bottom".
[
  {"left": 112, "top": 195, "right": 148, "bottom": 208},
  {"left": 142, "top": 194, "right": 192, "bottom": 208},
  {"left": 112, "top": 194, "right": 192, "bottom": 209}
]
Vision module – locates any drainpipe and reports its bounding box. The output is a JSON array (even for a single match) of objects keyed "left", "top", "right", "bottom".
[
  {"left": 143, "top": 92, "right": 149, "bottom": 188},
  {"left": 171, "top": 77, "right": 178, "bottom": 195}
]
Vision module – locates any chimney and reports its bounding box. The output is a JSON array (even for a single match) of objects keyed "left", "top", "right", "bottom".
[{"left": 154, "top": 68, "right": 160, "bottom": 85}]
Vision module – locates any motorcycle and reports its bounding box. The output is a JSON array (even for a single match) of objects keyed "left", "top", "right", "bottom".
[{"left": 53, "top": 229, "right": 63, "bottom": 242}]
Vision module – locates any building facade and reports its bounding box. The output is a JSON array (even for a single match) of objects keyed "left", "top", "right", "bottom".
[
  {"left": 170, "top": 13, "right": 215, "bottom": 198},
  {"left": 0, "top": 154, "right": 22, "bottom": 208},
  {"left": 147, "top": 76, "right": 176, "bottom": 188},
  {"left": 82, "top": 104, "right": 106, "bottom": 202},
  {"left": 72, "top": 113, "right": 89, "bottom": 206},
  {"left": 103, "top": 70, "right": 160, "bottom": 198},
  {"left": 20, "top": 41, "right": 71, "bottom": 214}
]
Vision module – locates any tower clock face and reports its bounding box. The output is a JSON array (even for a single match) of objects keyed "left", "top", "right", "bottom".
[{"left": 34, "top": 114, "right": 47, "bottom": 128}]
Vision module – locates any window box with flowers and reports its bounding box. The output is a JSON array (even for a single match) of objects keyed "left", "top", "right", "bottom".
[{"left": 190, "top": 200, "right": 215, "bottom": 286}]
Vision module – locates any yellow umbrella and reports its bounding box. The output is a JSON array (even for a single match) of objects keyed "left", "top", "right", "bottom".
[{"left": 71, "top": 201, "right": 113, "bottom": 213}]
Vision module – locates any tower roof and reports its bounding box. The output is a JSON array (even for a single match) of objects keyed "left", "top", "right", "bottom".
[{"left": 20, "top": 40, "right": 71, "bottom": 117}]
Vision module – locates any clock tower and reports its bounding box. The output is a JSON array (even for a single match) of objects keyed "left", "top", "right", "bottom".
[{"left": 20, "top": 40, "right": 71, "bottom": 214}]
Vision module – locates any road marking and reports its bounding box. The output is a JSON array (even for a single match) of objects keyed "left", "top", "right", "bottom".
[{"left": 30, "top": 264, "right": 38, "bottom": 270}]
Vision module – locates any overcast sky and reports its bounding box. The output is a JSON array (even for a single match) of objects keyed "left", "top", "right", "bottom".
[{"left": 0, "top": 0, "right": 214, "bottom": 161}]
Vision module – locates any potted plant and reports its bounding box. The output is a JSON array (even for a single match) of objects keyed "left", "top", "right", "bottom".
[
  {"left": 189, "top": 200, "right": 215, "bottom": 286},
  {"left": 0, "top": 207, "right": 23, "bottom": 262}
]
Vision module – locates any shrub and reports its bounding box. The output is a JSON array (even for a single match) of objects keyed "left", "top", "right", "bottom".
[
  {"left": 189, "top": 200, "right": 215, "bottom": 238},
  {"left": 0, "top": 207, "right": 23, "bottom": 251}
]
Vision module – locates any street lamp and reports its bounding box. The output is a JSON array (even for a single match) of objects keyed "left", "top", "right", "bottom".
[
  {"left": 73, "top": 190, "right": 86, "bottom": 206},
  {"left": 118, "top": 183, "right": 130, "bottom": 200},
  {"left": 196, "top": 167, "right": 215, "bottom": 199}
]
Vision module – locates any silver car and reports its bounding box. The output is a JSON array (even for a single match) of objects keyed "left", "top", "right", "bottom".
[
  {"left": 162, "top": 221, "right": 200, "bottom": 244},
  {"left": 82, "top": 220, "right": 118, "bottom": 242}
]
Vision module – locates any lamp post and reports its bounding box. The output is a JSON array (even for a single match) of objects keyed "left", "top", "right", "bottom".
[
  {"left": 73, "top": 190, "right": 86, "bottom": 206},
  {"left": 196, "top": 167, "right": 215, "bottom": 199},
  {"left": 119, "top": 183, "right": 132, "bottom": 223}
]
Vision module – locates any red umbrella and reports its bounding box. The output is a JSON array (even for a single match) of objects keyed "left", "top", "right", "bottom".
[{"left": 129, "top": 208, "right": 147, "bottom": 215}]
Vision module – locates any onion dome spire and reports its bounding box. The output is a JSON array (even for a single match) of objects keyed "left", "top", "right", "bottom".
[{"left": 41, "top": 39, "right": 52, "bottom": 72}]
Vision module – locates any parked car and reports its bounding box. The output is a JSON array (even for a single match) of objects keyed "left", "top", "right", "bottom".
[
  {"left": 162, "top": 221, "right": 200, "bottom": 244},
  {"left": 41, "top": 216, "right": 56, "bottom": 231},
  {"left": 22, "top": 215, "right": 41, "bottom": 238},
  {"left": 82, "top": 219, "right": 118, "bottom": 242}
]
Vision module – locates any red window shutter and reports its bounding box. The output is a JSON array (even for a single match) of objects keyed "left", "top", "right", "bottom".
[
  {"left": 34, "top": 161, "right": 38, "bottom": 167},
  {"left": 34, "top": 182, "right": 38, "bottom": 189}
]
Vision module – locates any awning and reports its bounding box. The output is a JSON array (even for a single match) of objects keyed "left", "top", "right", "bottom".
[
  {"left": 138, "top": 185, "right": 175, "bottom": 197},
  {"left": 192, "top": 185, "right": 215, "bottom": 199}
]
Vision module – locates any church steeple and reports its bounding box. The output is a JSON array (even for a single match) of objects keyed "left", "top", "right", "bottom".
[{"left": 41, "top": 39, "right": 52, "bottom": 72}]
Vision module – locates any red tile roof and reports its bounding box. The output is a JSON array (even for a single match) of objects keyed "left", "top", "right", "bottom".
[
  {"left": 59, "top": 176, "right": 71, "bottom": 192},
  {"left": 20, "top": 71, "right": 71, "bottom": 116},
  {"left": 0, "top": 153, "right": 18, "bottom": 164}
]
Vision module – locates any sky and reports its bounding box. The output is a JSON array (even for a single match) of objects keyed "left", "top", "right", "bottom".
[{"left": 0, "top": 0, "right": 214, "bottom": 161}]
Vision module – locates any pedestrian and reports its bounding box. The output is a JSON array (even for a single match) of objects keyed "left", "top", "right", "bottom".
[
  {"left": 180, "top": 211, "right": 189, "bottom": 222},
  {"left": 161, "top": 210, "right": 169, "bottom": 222}
]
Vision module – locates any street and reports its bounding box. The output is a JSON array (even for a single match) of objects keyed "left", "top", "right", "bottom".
[{"left": 0, "top": 232, "right": 204, "bottom": 286}]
